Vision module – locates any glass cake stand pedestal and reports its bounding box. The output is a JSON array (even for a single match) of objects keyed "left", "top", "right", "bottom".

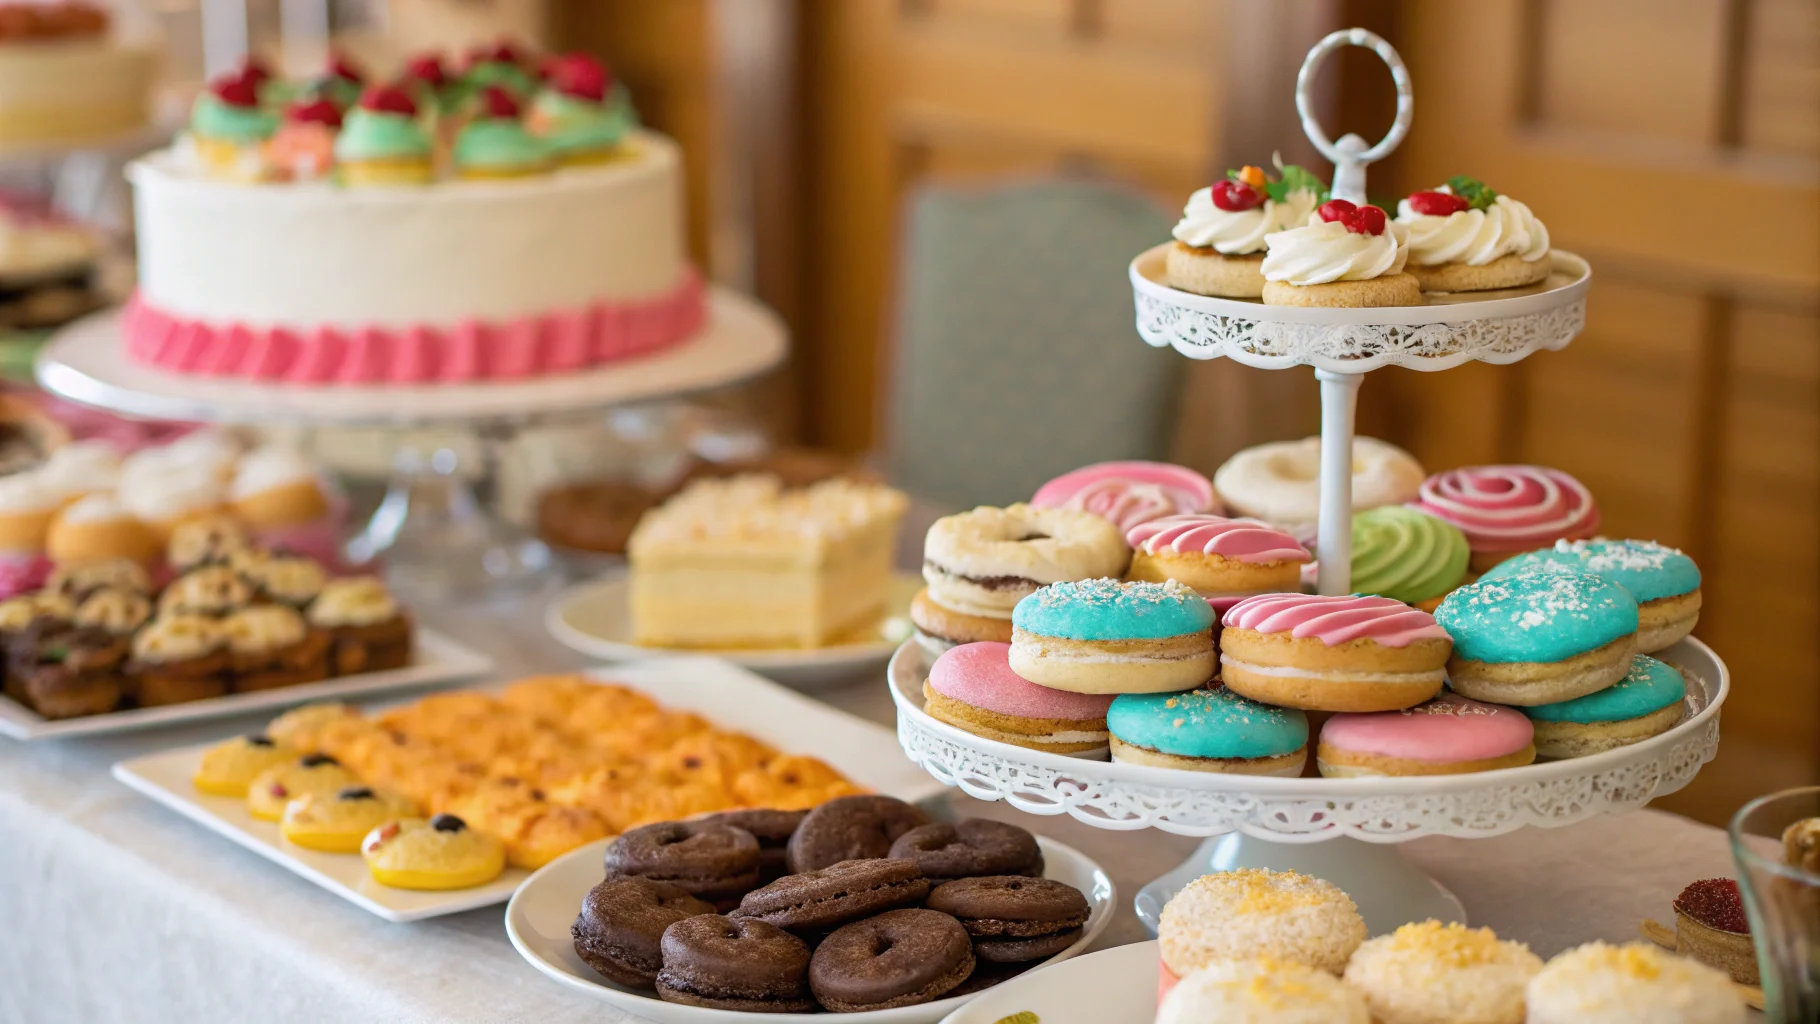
[{"left": 33, "top": 285, "right": 788, "bottom": 604}]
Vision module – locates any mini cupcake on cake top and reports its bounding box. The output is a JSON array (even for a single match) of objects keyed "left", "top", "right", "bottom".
[
  {"left": 313, "top": 51, "right": 366, "bottom": 110},
  {"left": 528, "top": 53, "right": 637, "bottom": 165},
  {"left": 1260, "top": 198, "right": 1421, "bottom": 308},
  {"left": 458, "top": 40, "right": 540, "bottom": 104},
  {"left": 265, "top": 98, "right": 341, "bottom": 181},
  {"left": 1396, "top": 176, "right": 1552, "bottom": 292},
  {"left": 453, "top": 86, "right": 551, "bottom": 180},
  {"left": 334, "top": 85, "right": 433, "bottom": 186},
  {"left": 1166, "top": 162, "right": 1325, "bottom": 299},
  {"left": 188, "top": 68, "right": 281, "bottom": 182}
]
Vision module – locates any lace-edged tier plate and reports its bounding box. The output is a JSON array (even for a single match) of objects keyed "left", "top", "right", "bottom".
[
  {"left": 1129, "top": 245, "right": 1590, "bottom": 373},
  {"left": 889, "top": 635, "right": 1723, "bottom": 842}
]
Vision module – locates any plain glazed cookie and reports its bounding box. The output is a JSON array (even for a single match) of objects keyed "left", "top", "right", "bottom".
[
  {"left": 361, "top": 814, "right": 507, "bottom": 890},
  {"left": 1157, "top": 869, "right": 1366, "bottom": 987},
  {"left": 925, "top": 875, "right": 1090, "bottom": 962},
  {"left": 1411, "top": 465, "right": 1600, "bottom": 573},
  {"left": 1343, "top": 919, "right": 1542, "bottom": 1024},
  {"left": 1522, "top": 653, "right": 1686, "bottom": 759},
  {"left": 244, "top": 752, "right": 361, "bottom": 821},
  {"left": 785, "top": 794, "right": 931, "bottom": 873},
  {"left": 1436, "top": 571, "right": 1639, "bottom": 706},
  {"left": 1350, "top": 505, "right": 1471, "bottom": 612},
  {"left": 923, "top": 641, "right": 1115, "bottom": 756},
  {"left": 1158, "top": 958, "right": 1370, "bottom": 1024},
  {"left": 1526, "top": 942, "right": 1745, "bottom": 1024},
  {"left": 571, "top": 876, "right": 715, "bottom": 988},
  {"left": 656, "top": 915, "right": 816, "bottom": 1013},
  {"left": 1481, "top": 539, "right": 1701, "bottom": 653},
  {"left": 192, "top": 733, "right": 295, "bottom": 797},
  {"left": 604, "top": 820, "right": 762, "bottom": 907},
  {"left": 809, "top": 908, "right": 976, "bottom": 1012},
  {"left": 1009, "top": 578, "right": 1215, "bottom": 695},
  {"left": 1218, "top": 593, "right": 1452, "bottom": 712},
  {"left": 1029, "top": 460, "right": 1219, "bottom": 532},
  {"left": 1107, "top": 687, "right": 1308, "bottom": 775},
  {"left": 1213, "top": 436, "right": 1424, "bottom": 535},
  {"left": 280, "top": 785, "right": 418, "bottom": 853},
  {"left": 1124, "top": 514, "right": 1310, "bottom": 600},
  {"left": 1317, "top": 693, "right": 1536, "bottom": 777},
  {"left": 733, "top": 858, "right": 930, "bottom": 932},
  {"left": 921, "top": 504, "right": 1128, "bottom": 619},
  {"left": 889, "top": 819, "right": 1042, "bottom": 879}
]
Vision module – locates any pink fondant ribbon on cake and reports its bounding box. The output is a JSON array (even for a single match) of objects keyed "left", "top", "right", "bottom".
[
  {"left": 1410, "top": 465, "right": 1598, "bottom": 553},
  {"left": 1221, "top": 592, "right": 1449, "bottom": 647},
  {"left": 123, "top": 268, "right": 706, "bottom": 385},
  {"left": 1126, "top": 514, "right": 1310, "bottom": 564}
]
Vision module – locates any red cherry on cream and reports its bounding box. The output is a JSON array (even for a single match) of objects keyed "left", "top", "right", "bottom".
[
  {"left": 549, "top": 53, "right": 609, "bottom": 101},
  {"left": 1348, "top": 204, "right": 1387, "bottom": 235},
  {"left": 285, "top": 98, "right": 343, "bottom": 128},
  {"left": 209, "top": 71, "right": 260, "bottom": 108},
  {"left": 1317, "top": 199, "right": 1356, "bottom": 223},
  {"left": 326, "top": 50, "right": 363, "bottom": 83},
  {"left": 1210, "top": 179, "right": 1265, "bottom": 212},
  {"left": 469, "top": 39, "right": 522, "bottom": 67},
  {"left": 479, "top": 84, "right": 520, "bottom": 120},
  {"left": 1407, "top": 190, "right": 1471, "bottom": 216},
  {"left": 358, "top": 85, "right": 417, "bottom": 117},
  {"left": 238, "top": 54, "right": 273, "bottom": 86},
  {"left": 404, "top": 52, "right": 446, "bottom": 87}
]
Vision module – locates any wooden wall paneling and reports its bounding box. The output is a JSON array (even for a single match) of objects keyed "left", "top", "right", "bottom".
[{"left": 1741, "top": 0, "right": 1820, "bottom": 156}]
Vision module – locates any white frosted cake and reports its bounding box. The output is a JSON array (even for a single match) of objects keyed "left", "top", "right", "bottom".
[
  {"left": 0, "top": 3, "right": 153, "bottom": 149},
  {"left": 123, "top": 49, "right": 704, "bottom": 385}
]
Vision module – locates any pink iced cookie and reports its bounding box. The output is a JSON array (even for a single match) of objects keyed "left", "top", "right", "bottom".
[
  {"left": 1317, "top": 693, "right": 1536, "bottom": 777},
  {"left": 1410, "top": 465, "right": 1599, "bottom": 571},
  {"left": 1031, "top": 461, "right": 1219, "bottom": 533},
  {"left": 923, "top": 641, "right": 1115, "bottom": 757},
  {"left": 1221, "top": 592, "right": 1449, "bottom": 648},
  {"left": 1218, "top": 593, "right": 1454, "bottom": 714}
]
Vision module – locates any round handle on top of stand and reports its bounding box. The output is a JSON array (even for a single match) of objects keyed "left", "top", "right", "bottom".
[{"left": 1295, "top": 27, "right": 1414, "bottom": 196}]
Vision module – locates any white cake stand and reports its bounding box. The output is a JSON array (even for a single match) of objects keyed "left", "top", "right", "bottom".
[
  {"left": 890, "top": 29, "right": 1721, "bottom": 936},
  {"left": 33, "top": 286, "right": 788, "bottom": 601}
]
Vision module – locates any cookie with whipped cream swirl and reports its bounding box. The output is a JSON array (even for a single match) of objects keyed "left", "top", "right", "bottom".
[
  {"left": 1349, "top": 506, "right": 1469, "bottom": 611},
  {"left": 1395, "top": 177, "right": 1552, "bottom": 292}
]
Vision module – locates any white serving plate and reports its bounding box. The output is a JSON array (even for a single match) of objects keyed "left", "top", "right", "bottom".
[
  {"left": 546, "top": 572, "right": 921, "bottom": 689},
  {"left": 0, "top": 628, "right": 491, "bottom": 741},
  {"left": 507, "top": 834, "right": 1116, "bottom": 1024},
  {"left": 111, "top": 656, "right": 949, "bottom": 922},
  {"left": 938, "top": 940, "right": 1156, "bottom": 1024}
]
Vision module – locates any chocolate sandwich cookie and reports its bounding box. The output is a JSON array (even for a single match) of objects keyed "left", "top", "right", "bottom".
[
  {"left": 888, "top": 819, "right": 1042, "bottom": 880},
  {"left": 604, "top": 820, "right": 762, "bottom": 907},
  {"left": 656, "top": 915, "right": 815, "bottom": 1013},
  {"left": 735, "top": 858, "right": 931, "bottom": 932},
  {"left": 809, "top": 908, "right": 976, "bottom": 1012},
  {"left": 696, "top": 808, "right": 806, "bottom": 883},
  {"left": 571, "top": 876, "right": 716, "bottom": 988},
  {"left": 926, "top": 875, "right": 1090, "bottom": 962},
  {"left": 786, "top": 794, "right": 930, "bottom": 873}
]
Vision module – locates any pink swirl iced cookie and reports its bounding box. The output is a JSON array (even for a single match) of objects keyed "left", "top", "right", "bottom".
[
  {"left": 1316, "top": 692, "right": 1537, "bottom": 777},
  {"left": 1031, "top": 461, "right": 1219, "bottom": 533},
  {"left": 922, "top": 641, "right": 1115, "bottom": 757},
  {"left": 1219, "top": 593, "right": 1451, "bottom": 712},
  {"left": 1411, "top": 466, "right": 1599, "bottom": 572},
  {"left": 1125, "top": 514, "right": 1310, "bottom": 601}
]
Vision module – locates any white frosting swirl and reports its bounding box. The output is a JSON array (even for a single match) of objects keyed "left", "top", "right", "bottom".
[
  {"left": 1395, "top": 191, "right": 1550, "bottom": 266},
  {"left": 1173, "top": 188, "right": 1320, "bottom": 256},
  {"left": 59, "top": 492, "right": 136, "bottom": 524},
  {"left": 121, "top": 464, "right": 224, "bottom": 523},
  {"left": 0, "top": 472, "right": 60, "bottom": 514},
  {"left": 38, "top": 440, "right": 122, "bottom": 499},
  {"left": 231, "top": 445, "right": 322, "bottom": 500},
  {"left": 1262, "top": 215, "right": 1410, "bottom": 285}
]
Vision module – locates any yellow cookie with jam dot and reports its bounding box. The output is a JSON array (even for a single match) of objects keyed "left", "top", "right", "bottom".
[
  {"left": 281, "top": 786, "right": 419, "bottom": 853},
  {"left": 193, "top": 734, "right": 296, "bottom": 798},
  {"left": 245, "top": 753, "right": 361, "bottom": 822},
  {"left": 362, "top": 814, "right": 506, "bottom": 890}
]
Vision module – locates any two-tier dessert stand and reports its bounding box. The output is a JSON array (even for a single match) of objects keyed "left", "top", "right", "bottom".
[{"left": 890, "top": 29, "right": 1727, "bottom": 935}]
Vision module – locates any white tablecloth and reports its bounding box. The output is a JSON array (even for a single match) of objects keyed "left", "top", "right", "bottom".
[{"left": 0, "top": 604, "right": 1744, "bottom": 1024}]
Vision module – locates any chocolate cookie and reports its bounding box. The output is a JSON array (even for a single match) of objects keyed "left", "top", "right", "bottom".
[
  {"left": 604, "top": 820, "right": 762, "bottom": 907},
  {"left": 696, "top": 808, "right": 806, "bottom": 883},
  {"left": 735, "top": 857, "right": 931, "bottom": 932},
  {"left": 571, "top": 876, "right": 715, "bottom": 988},
  {"left": 887, "top": 819, "right": 1042, "bottom": 879},
  {"left": 925, "top": 875, "right": 1090, "bottom": 963},
  {"left": 656, "top": 914, "right": 815, "bottom": 1013},
  {"left": 786, "top": 795, "right": 931, "bottom": 873},
  {"left": 809, "top": 908, "right": 975, "bottom": 1012}
]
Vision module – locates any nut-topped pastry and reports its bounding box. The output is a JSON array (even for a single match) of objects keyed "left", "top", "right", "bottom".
[
  {"left": 9, "top": 618, "right": 131, "bottom": 719},
  {"left": 128, "top": 613, "right": 231, "bottom": 706},
  {"left": 46, "top": 557, "right": 151, "bottom": 601},
  {"left": 167, "top": 514, "right": 251, "bottom": 572},
  {"left": 74, "top": 587, "right": 153, "bottom": 637},
  {"left": 1166, "top": 162, "right": 1325, "bottom": 298},
  {"left": 239, "top": 554, "right": 327, "bottom": 609},
  {"left": 222, "top": 604, "right": 331, "bottom": 691},
  {"left": 308, "top": 576, "right": 412, "bottom": 673},
  {"left": 159, "top": 565, "right": 254, "bottom": 617}
]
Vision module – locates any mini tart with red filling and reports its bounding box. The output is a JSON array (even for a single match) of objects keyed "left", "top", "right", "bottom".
[{"left": 1672, "top": 878, "right": 1758, "bottom": 986}]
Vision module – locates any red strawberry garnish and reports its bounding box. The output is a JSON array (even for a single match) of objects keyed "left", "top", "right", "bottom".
[
  {"left": 1317, "top": 199, "right": 1356, "bottom": 223},
  {"left": 478, "top": 84, "right": 520, "bottom": 120},
  {"left": 468, "top": 39, "right": 522, "bottom": 67},
  {"left": 547, "top": 53, "right": 609, "bottom": 102},
  {"left": 326, "top": 50, "right": 363, "bottom": 83},
  {"left": 1407, "top": 190, "right": 1470, "bottom": 216},
  {"left": 285, "top": 98, "right": 342, "bottom": 128},
  {"left": 209, "top": 71, "right": 260, "bottom": 108},
  {"left": 358, "top": 85, "right": 417, "bottom": 117},
  {"left": 1317, "top": 198, "right": 1388, "bottom": 235},
  {"left": 1211, "top": 179, "right": 1265, "bottom": 212},
  {"left": 238, "top": 54, "right": 273, "bottom": 85},
  {"left": 404, "top": 52, "right": 446, "bottom": 87}
]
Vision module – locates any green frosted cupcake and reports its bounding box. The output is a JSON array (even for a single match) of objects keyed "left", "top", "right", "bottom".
[
  {"left": 334, "top": 86, "right": 433, "bottom": 186},
  {"left": 527, "top": 53, "right": 637, "bottom": 166},
  {"left": 453, "top": 87, "right": 551, "bottom": 179}
]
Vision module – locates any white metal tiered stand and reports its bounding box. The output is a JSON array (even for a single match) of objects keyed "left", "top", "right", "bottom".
[
  {"left": 890, "top": 29, "right": 1728, "bottom": 936},
  {"left": 33, "top": 287, "right": 787, "bottom": 601}
]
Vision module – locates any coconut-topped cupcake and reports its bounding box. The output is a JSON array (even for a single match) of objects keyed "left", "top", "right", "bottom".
[
  {"left": 1344, "top": 920, "right": 1542, "bottom": 1024},
  {"left": 1526, "top": 942, "right": 1744, "bottom": 1024}
]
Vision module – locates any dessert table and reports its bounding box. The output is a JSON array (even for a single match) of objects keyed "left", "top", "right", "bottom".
[{"left": 0, "top": 602, "right": 1743, "bottom": 1024}]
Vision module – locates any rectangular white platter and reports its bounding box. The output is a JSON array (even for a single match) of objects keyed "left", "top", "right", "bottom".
[
  {"left": 1, "top": 628, "right": 493, "bottom": 741},
  {"left": 112, "top": 655, "right": 949, "bottom": 923}
]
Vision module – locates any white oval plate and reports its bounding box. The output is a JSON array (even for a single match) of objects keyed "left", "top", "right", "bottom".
[
  {"left": 938, "top": 940, "right": 1157, "bottom": 1024},
  {"left": 546, "top": 572, "right": 922, "bottom": 689},
  {"left": 506, "top": 835, "right": 1117, "bottom": 1024}
]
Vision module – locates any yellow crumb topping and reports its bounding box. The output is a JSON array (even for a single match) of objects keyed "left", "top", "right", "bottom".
[
  {"left": 1226, "top": 869, "right": 1327, "bottom": 915},
  {"left": 1385, "top": 919, "right": 1520, "bottom": 967}
]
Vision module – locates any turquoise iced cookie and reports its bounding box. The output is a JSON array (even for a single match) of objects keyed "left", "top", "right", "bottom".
[
  {"left": 1481, "top": 539, "right": 1699, "bottom": 604},
  {"left": 1013, "top": 578, "right": 1214, "bottom": 641},
  {"left": 1107, "top": 687, "right": 1307, "bottom": 759},
  {"left": 1523, "top": 654, "right": 1686, "bottom": 724},
  {"left": 1435, "top": 571, "right": 1638, "bottom": 664}
]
